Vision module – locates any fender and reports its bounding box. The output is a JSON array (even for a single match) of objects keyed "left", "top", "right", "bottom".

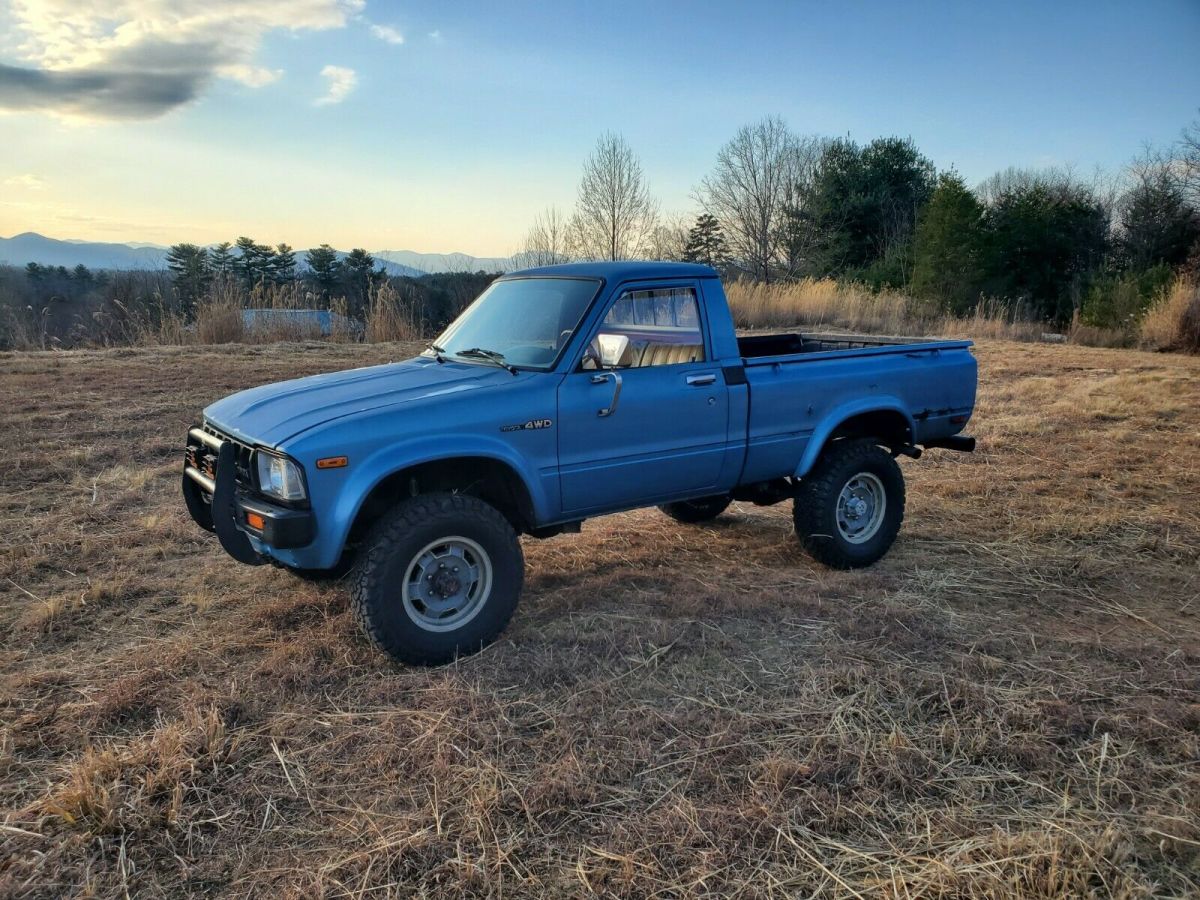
[
  {"left": 794, "top": 396, "right": 915, "bottom": 478},
  {"left": 320, "top": 433, "right": 550, "bottom": 566}
]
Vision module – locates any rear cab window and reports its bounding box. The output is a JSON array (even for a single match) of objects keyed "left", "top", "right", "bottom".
[{"left": 584, "top": 287, "right": 706, "bottom": 369}]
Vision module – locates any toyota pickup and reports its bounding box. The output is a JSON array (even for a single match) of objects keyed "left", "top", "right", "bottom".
[{"left": 184, "top": 261, "right": 977, "bottom": 664}]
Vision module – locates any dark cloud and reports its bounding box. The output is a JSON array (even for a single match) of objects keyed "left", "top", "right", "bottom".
[{"left": 0, "top": 62, "right": 205, "bottom": 120}]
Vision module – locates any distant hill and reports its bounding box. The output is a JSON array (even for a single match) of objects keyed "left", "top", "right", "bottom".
[
  {"left": 0, "top": 232, "right": 169, "bottom": 270},
  {"left": 0, "top": 232, "right": 511, "bottom": 277},
  {"left": 374, "top": 249, "right": 511, "bottom": 274}
]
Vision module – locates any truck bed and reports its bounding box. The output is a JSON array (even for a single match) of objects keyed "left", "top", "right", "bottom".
[
  {"left": 737, "top": 331, "right": 959, "bottom": 359},
  {"left": 732, "top": 331, "right": 977, "bottom": 486}
]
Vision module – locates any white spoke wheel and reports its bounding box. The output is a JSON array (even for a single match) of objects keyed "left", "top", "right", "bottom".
[
  {"left": 793, "top": 439, "right": 906, "bottom": 569},
  {"left": 401, "top": 536, "right": 493, "bottom": 632}
]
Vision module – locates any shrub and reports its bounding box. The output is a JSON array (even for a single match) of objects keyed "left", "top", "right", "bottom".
[
  {"left": 1139, "top": 278, "right": 1200, "bottom": 352},
  {"left": 1080, "top": 263, "right": 1173, "bottom": 331}
]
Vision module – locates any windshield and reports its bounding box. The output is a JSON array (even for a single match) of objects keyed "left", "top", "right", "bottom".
[{"left": 427, "top": 277, "right": 601, "bottom": 370}]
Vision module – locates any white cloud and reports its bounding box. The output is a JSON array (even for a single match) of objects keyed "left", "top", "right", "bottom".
[
  {"left": 369, "top": 24, "right": 404, "bottom": 45},
  {"left": 4, "top": 173, "right": 46, "bottom": 190},
  {"left": 218, "top": 63, "right": 284, "bottom": 88},
  {"left": 428, "top": 29, "right": 442, "bottom": 42},
  {"left": 0, "top": 0, "right": 364, "bottom": 120},
  {"left": 314, "top": 64, "right": 356, "bottom": 106}
]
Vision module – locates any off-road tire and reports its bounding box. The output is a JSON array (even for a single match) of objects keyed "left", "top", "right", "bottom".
[
  {"left": 659, "top": 495, "right": 732, "bottom": 524},
  {"left": 793, "top": 439, "right": 905, "bottom": 569},
  {"left": 351, "top": 492, "right": 523, "bottom": 665}
]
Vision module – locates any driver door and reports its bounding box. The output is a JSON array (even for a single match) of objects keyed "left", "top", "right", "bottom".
[{"left": 556, "top": 283, "right": 729, "bottom": 514}]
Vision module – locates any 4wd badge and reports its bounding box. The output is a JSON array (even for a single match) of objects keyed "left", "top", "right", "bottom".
[{"left": 501, "top": 418, "right": 553, "bottom": 433}]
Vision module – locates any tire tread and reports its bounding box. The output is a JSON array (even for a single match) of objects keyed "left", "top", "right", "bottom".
[{"left": 351, "top": 492, "right": 522, "bottom": 665}]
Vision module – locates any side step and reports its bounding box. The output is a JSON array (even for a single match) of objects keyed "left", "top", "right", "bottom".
[{"left": 922, "top": 435, "right": 976, "bottom": 453}]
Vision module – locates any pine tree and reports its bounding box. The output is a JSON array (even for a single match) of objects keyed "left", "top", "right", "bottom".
[
  {"left": 209, "top": 241, "right": 234, "bottom": 279},
  {"left": 341, "top": 248, "right": 377, "bottom": 317},
  {"left": 271, "top": 243, "right": 296, "bottom": 283},
  {"left": 682, "top": 213, "right": 730, "bottom": 268},
  {"left": 233, "top": 236, "right": 274, "bottom": 290},
  {"left": 910, "top": 173, "right": 988, "bottom": 314},
  {"left": 305, "top": 244, "right": 341, "bottom": 299},
  {"left": 166, "top": 243, "right": 211, "bottom": 320}
]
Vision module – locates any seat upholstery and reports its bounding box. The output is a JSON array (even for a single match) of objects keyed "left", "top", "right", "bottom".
[{"left": 637, "top": 343, "right": 703, "bottom": 367}]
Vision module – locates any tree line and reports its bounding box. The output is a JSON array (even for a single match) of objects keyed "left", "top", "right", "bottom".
[
  {"left": 524, "top": 115, "right": 1200, "bottom": 328},
  {"left": 165, "top": 238, "right": 385, "bottom": 319}
]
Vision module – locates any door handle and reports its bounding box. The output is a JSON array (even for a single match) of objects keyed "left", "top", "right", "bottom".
[
  {"left": 686, "top": 373, "right": 717, "bottom": 386},
  {"left": 592, "top": 371, "right": 623, "bottom": 417}
]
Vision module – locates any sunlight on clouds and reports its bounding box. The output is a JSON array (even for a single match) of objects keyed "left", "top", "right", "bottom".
[
  {"left": 3, "top": 174, "right": 46, "bottom": 190},
  {"left": 218, "top": 64, "right": 284, "bottom": 88},
  {"left": 0, "top": 0, "right": 364, "bottom": 119},
  {"left": 314, "top": 65, "right": 356, "bottom": 106}
]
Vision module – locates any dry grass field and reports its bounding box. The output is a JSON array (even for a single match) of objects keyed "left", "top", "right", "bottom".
[{"left": 1, "top": 339, "right": 1198, "bottom": 898}]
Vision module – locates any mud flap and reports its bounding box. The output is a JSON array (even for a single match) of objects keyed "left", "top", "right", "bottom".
[{"left": 212, "top": 442, "right": 265, "bottom": 566}]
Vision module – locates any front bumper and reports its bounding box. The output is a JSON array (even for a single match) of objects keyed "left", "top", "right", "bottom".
[{"left": 183, "top": 425, "right": 315, "bottom": 563}]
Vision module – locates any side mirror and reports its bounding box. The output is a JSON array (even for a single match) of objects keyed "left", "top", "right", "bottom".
[{"left": 596, "top": 333, "right": 629, "bottom": 368}]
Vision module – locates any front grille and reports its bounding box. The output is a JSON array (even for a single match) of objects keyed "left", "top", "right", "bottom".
[{"left": 186, "top": 422, "right": 256, "bottom": 492}]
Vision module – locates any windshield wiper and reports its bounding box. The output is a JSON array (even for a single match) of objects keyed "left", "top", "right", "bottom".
[
  {"left": 455, "top": 347, "right": 518, "bottom": 376},
  {"left": 427, "top": 342, "right": 447, "bottom": 363}
]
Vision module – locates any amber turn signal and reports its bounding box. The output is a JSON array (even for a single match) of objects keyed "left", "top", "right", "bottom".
[
  {"left": 316, "top": 456, "right": 348, "bottom": 469},
  {"left": 245, "top": 512, "right": 265, "bottom": 531}
]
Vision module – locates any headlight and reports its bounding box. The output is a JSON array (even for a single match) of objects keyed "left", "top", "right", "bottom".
[{"left": 256, "top": 452, "right": 307, "bottom": 502}]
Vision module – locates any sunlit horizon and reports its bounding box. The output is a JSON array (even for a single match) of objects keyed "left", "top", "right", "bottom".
[{"left": 2, "top": 0, "right": 1198, "bottom": 257}]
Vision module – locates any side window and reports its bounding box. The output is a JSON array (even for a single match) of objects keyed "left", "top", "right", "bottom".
[{"left": 582, "top": 287, "right": 706, "bottom": 370}]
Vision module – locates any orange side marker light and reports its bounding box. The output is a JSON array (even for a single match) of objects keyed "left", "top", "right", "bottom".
[
  {"left": 316, "top": 456, "right": 349, "bottom": 469},
  {"left": 245, "top": 512, "right": 266, "bottom": 530}
]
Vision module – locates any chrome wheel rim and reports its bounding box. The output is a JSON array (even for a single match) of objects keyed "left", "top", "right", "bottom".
[
  {"left": 401, "top": 536, "right": 493, "bottom": 632},
  {"left": 837, "top": 472, "right": 886, "bottom": 544}
]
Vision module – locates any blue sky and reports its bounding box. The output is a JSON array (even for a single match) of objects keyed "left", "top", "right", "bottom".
[{"left": 1, "top": 0, "right": 1198, "bottom": 255}]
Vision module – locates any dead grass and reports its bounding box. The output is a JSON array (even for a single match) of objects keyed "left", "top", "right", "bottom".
[
  {"left": 1, "top": 339, "right": 1198, "bottom": 897},
  {"left": 725, "top": 279, "right": 1146, "bottom": 348},
  {"left": 1140, "top": 278, "right": 1200, "bottom": 353}
]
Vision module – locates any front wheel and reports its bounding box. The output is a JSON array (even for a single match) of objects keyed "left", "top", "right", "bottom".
[
  {"left": 793, "top": 439, "right": 905, "bottom": 569},
  {"left": 351, "top": 493, "right": 524, "bottom": 665}
]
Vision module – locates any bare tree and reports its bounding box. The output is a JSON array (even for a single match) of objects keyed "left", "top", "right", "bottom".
[
  {"left": 697, "top": 116, "right": 821, "bottom": 282},
  {"left": 570, "top": 133, "right": 658, "bottom": 260},
  {"left": 1180, "top": 114, "right": 1200, "bottom": 206},
  {"left": 514, "top": 206, "right": 572, "bottom": 268},
  {"left": 646, "top": 213, "right": 691, "bottom": 261}
]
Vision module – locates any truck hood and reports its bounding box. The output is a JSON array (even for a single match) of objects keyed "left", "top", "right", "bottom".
[{"left": 204, "top": 358, "right": 511, "bottom": 447}]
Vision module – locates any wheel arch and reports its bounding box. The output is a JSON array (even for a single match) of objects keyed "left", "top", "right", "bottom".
[
  {"left": 345, "top": 456, "right": 537, "bottom": 549},
  {"left": 795, "top": 401, "right": 915, "bottom": 478}
]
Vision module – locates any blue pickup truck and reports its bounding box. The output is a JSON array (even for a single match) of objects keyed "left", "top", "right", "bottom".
[{"left": 184, "top": 262, "right": 977, "bottom": 664}]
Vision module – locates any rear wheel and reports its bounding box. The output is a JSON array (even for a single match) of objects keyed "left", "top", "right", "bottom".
[
  {"left": 659, "top": 494, "right": 732, "bottom": 524},
  {"left": 793, "top": 439, "right": 905, "bottom": 569},
  {"left": 351, "top": 492, "right": 523, "bottom": 665}
]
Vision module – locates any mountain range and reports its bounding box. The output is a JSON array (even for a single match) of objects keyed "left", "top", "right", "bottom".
[{"left": 0, "top": 232, "right": 513, "bottom": 277}]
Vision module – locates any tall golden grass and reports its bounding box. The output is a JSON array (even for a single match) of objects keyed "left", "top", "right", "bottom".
[
  {"left": 725, "top": 278, "right": 1091, "bottom": 344},
  {"left": 1139, "top": 277, "right": 1200, "bottom": 352},
  {"left": 363, "top": 282, "right": 422, "bottom": 343}
]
